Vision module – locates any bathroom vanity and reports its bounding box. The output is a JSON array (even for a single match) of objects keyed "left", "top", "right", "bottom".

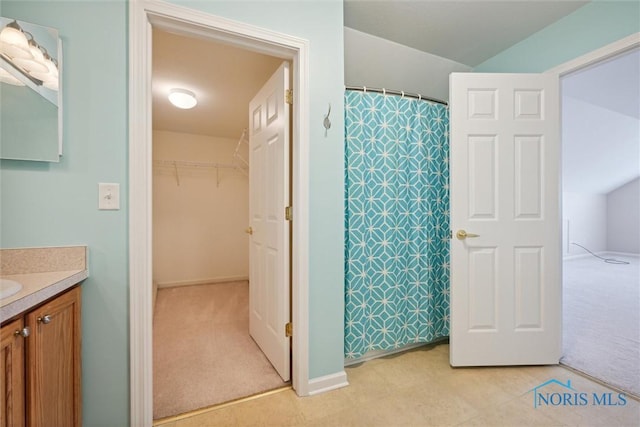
[{"left": 0, "top": 246, "right": 87, "bottom": 427}]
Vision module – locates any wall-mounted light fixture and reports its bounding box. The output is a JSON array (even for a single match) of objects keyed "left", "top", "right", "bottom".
[
  {"left": 168, "top": 88, "right": 197, "bottom": 109},
  {"left": 0, "top": 66, "right": 24, "bottom": 86},
  {"left": 0, "top": 20, "right": 59, "bottom": 91}
]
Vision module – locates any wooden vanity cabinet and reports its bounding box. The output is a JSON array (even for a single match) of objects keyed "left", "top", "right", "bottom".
[
  {"left": 1, "top": 286, "right": 81, "bottom": 427},
  {"left": 1, "top": 318, "right": 25, "bottom": 427}
]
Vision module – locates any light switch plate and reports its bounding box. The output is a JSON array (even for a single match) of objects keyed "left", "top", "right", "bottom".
[{"left": 98, "top": 183, "right": 120, "bottom": 210}]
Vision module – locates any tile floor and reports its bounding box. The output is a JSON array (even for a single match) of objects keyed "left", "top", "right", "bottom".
[{"left": 155, "top": 343, "right": 639, "bottom": 426}]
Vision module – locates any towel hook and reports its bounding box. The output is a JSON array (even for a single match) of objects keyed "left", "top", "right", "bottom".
[{"left": 323, "top": 103, "right": 332, "bottom": 137}]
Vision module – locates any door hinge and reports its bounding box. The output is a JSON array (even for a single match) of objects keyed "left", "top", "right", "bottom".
[
  {"left": 285, "top": 322, "right": 293, "bottom": 337},
  {"left": 285, "top": 206, "right": 293, "bottom": 221},
  {"left": 285, "top": 89, "right": 293, "bottom": 105}
]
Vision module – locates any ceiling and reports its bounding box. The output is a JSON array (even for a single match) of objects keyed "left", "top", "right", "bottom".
[
  {"left": 344, "top": 0, "right": 589, "bottom": 67},
  {"left": 563, "top": 48, "right": 640, "bottom": 120},
  {"left": 152, "top": 3, "right": 637, "bottom": 194},
  {"left": 152, "top": 29, "right": 282, "bottom": 139},
  {"left": 562, "top": 48, "right": 640, "bottom": 194},
  {"left": 154, "top": 1, "right": 592, "bottom": 139}
]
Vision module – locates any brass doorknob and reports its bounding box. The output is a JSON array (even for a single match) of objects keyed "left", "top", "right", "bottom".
[
  {"left": 456, "top": 230, "right": 480, "bottom": 240},
  {"left": 245, "top": 227, "right": 253, "bottom": 235}
]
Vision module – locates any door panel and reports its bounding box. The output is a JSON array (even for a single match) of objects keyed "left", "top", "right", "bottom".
[
  {"left": 450, "top": 72, "right": 561, "bottom": 366},
  {"left": 1, "top": 318, "right": 25, "bottom": 427},
  {"left": 249, "top": 61, "right": 290, "bottom": 381},
  {"left": 26, "top": 287, "right": 81, "bottom": 427}
]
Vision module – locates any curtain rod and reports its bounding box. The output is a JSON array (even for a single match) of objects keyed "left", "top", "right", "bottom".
[{"left": 345, "top": 85, "right": 448, "bottom": 106}]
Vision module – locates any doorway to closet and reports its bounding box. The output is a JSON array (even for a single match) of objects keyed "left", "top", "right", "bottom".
[{"left": 150, "top": 27, "right": 291, "bottom": 421}]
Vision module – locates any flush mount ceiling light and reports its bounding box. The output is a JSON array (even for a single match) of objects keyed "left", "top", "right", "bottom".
[{"left": 168, "top": 88, "right": 197, "bottom": 109}]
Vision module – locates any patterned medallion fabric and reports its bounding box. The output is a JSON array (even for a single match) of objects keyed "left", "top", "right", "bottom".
[{"left": 344, "top": 90, "right": 450, "bottom": 359}]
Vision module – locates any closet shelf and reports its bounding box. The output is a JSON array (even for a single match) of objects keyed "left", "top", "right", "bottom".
[
  {"left": 154, "top": 160, "right": 240, "bottom": 170},
  {"left": 154, "top": 159, "right": 246, "bottom": 187},
  {"left": 154, "top": 130, "right": 250, "bottom": 187}
]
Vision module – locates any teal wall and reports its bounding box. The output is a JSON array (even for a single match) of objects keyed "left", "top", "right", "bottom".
[
  {"left": 0, "top": 0, "right": 345, "bottom": 425},
  {"left": 2, "top": 0, "right": 635, "bottom": 425},
  {"left": 1, "top": 83, "right": 59, "bottom": 162},
  {"left": 475, "top": 1, "right": 640, "bottom": 72},
  {"left": 0, "top": 1, "right": 129, "bottom": 426}
]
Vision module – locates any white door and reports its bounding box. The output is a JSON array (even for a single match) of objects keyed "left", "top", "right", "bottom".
[
  {"left": 449, "top": 73, "right": 561, "bottom": 366},
  {"left": 248, "top": 62, "right": 291, "bottom": 381}
]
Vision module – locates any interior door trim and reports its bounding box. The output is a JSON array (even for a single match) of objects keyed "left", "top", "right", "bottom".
[{"left": 129, "top": 2, "right": 311, "bottom": 425}]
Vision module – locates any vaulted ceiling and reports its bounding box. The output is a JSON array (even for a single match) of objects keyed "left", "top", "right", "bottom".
[
  {"left": 153, "top": 2, "right": 591, "bottom": 139},
  {"left": 152, "top": 2, "right": 638, "bottom": 195},
  {"left": 562, "top": 48, "right": 640, "bottom": 194},
  {"left": 343, "top": 0, "right": 589, "bottom": 67}
]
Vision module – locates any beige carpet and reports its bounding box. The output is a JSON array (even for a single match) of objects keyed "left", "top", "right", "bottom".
[
  {"left": 561, "top": 255, "right": 639, "bottom": 397},
  {"left": 153, "top": 281, "right": 287, "bottom": 420}
]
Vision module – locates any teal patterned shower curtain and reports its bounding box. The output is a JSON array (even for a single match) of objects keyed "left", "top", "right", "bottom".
[{"left": 344, "top": 90, "right": 450, "bottom": 359}]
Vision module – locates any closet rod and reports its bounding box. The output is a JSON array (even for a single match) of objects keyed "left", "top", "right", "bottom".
[{"left": 345, "top": 85, "right": 448, "bottom": 106}]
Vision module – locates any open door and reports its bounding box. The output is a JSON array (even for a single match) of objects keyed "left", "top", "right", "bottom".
[
  {"left": 248, "top": 62, "right": 291, "bottom": 381},
  {"left": 449, "top": 73, "right": 561, "bottom": 366}
]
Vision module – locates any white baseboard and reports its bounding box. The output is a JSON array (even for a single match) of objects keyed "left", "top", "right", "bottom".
[
  {"left": 344, "top": 342, "right": 431, "bottom": 366},
  {"left": 156, "top": 276, "right": 249, "bottom": 288},
  {"left": 564, "top": 251, "right": 639, "bottom": 262},
  {"left": 563, "top": 253, "right": 597, "bottom": 261},
  {"left": 307, "top": 371, "right": 349, "bottom": 396},
  {"left": 602, "top": 251, "right": 639, "bottom": 258}
]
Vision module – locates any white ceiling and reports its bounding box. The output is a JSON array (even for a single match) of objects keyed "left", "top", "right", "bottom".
[
  {"left": 563, "top": 48, "right": 640, "bottom": 120},
  {"left": 152, "top": 29, "right": 283, "bottom": 139},
  {"left": 153, "top": 1, "right": 639, "bottom": 195},
  {"left": 344, "top": 0, "right": 589, "bottom": 67},
  {"left": 154, "top": 2, "right": 591, "bottom": 138},
  {"left": 562, "top": 48, "right": 640, "bottom": 194}
]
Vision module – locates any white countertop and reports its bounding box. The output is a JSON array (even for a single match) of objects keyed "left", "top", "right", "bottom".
[{"left": 0, "top": 270, "right": 88, "bottom": 323}]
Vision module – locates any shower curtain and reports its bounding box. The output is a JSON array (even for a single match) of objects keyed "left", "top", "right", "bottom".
[{"left": 344, "top": 89, "right": 450, "bottom": 359}]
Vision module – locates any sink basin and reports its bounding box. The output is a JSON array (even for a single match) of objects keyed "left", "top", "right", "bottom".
[{"left": 0, "top": 278, "right": 23, "bottom": 299}]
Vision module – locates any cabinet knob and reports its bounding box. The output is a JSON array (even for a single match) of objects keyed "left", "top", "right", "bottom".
[
  {"left": 38, "top": 315, "right": 52, "bottom": 324},
  {"left": 14, "top": 327, "right": 30, "bottom": 338}
]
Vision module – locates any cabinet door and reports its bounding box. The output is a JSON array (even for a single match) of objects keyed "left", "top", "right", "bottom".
[
  {"left": 1, "top": 318, "right": 25, "bottom": 427},
  {"left": 26, "top": 287, "right": 81, "bottom": 427}
]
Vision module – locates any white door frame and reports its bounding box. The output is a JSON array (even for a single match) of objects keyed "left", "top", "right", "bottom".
[
  {"left": 546, "top": 33, "right": 639, "bottom": 76},
  {"left": 129, "top": 1, "right": 310, "bottom": 425},
  {"left": 546, "top": 32, "right": 639, "bottom": 361}
]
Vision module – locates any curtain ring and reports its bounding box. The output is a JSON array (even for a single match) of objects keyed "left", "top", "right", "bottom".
[
  {"left": 401, "top": 91, "right": 405, "bottom": 98},
  {"left": 382, "top": 88, "right": 386, "bottom": 95},
  {"left": 418, "top": 94, "right": 422, "bottom": 101},
  {"left": 363, "top": 86, "right": 367, "bottom": 93}
]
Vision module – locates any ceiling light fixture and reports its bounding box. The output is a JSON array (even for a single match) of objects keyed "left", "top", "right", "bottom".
[{"left": 168, "top": 88, "right": 197, "bottom": 109}]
